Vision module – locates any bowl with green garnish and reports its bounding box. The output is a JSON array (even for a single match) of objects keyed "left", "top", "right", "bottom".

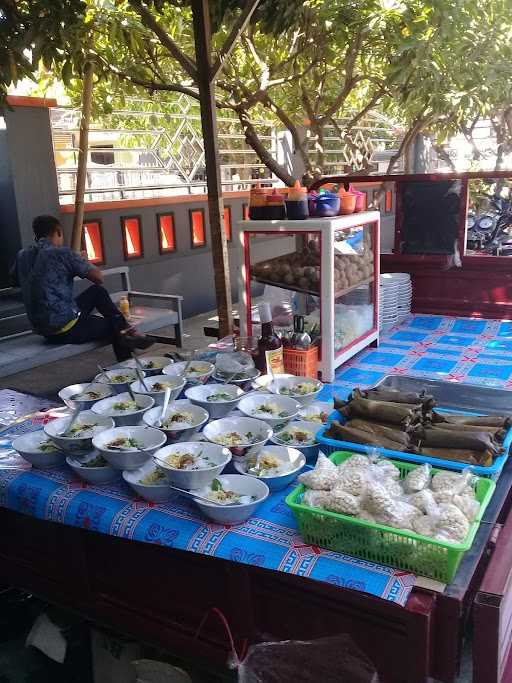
[
  {"left": 93, "top": 426, "right": 166, "bottom": 470},
  {"left": 66, "top": 450, "right": 118, "bottom": 484},
  {"left": 237, "top": 393, "right": 300, "bottom": 428},
  {"left": 12, "top": 430, "right": 66, "bottom": 469},
  {"left": 185, "top": 383, "right": 244, "bottom": 418},
  {"left": 45, "top": 410, "right": 114, "bottom": 453},
  {"left": 91, "top": 392, "right": 154, "bottom": 426},
  {"left": 122, "top": 461, "right": 171, "bottom": 502}
]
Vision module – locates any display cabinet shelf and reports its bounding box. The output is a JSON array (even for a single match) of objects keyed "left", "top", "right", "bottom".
[{"left": 236, "top": 212, "right": 380, "bottom": 382}]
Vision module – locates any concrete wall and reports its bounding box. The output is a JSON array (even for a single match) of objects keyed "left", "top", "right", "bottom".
[
  {"left": 59, "top": 198, "right": 295, "bottom": 318},
  {"left": 1, "top": 99, "right": 396, "bottom": 318},
  {"left": 0, "top": 125, "right": 21, "bottom": 287},
  {"left": 2, "top": 105, "right": 60, "bottom": 246}
]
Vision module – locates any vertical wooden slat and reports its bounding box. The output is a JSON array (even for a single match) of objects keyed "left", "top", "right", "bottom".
[{"left": 191, "top": 0, "right": 233, "bottom": 337}]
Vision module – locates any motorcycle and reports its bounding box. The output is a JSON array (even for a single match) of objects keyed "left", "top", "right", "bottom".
[{"left": 466, "top": 194, "right": 512, "bottom": 255}]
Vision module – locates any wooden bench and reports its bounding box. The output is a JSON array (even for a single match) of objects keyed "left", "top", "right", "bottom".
[{"left": 0, "top": 267, "right": 183, "bottom": 378}]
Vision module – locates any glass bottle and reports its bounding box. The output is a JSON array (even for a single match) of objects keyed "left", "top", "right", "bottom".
[{"left": 255, "top": 303, "right": 284, "bottom": 374}]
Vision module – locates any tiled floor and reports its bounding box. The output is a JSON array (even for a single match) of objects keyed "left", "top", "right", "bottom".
[{"left": 317, "top": 313, "right": 512, "bottom": 405}]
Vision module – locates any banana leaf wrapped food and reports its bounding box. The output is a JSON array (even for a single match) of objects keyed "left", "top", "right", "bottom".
[
  {"left": 335, "top": 396, "right": 422, "bottom": 428},
  {"left": 431, "top": 423, "right": 506, "bottom": 441},
  {"left": 431, "top": 411, "right": 511, "bottom": 428},
  {"left": 356, "top": 387, "right": 435, "bottom": 411},
  {"left": 412, "top": 426, "right": 501, "bottom": 454},
  {"left": 420, "top": 447, "right": 494, "bottom": 467},
  {"left": 345, "top": 418, "right": 411, "bottom": 446},
  {"left": 324, "top": 420, "right": 413, "bottom": 452}
]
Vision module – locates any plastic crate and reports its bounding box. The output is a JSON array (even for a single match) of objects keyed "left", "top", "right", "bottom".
[
  {"left": 286, "top": 451, "right": 496, "bottom": 583},
  {"left": 316, "top": 409, "right": 511, "bottom": 480},
  {"left": 283, "top": 346, "right": 319, "bottom": 378}
]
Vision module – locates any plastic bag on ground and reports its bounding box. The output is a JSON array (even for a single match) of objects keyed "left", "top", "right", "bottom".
[{"left": 237, "top": 634, "right": 380, "bottom": 683}]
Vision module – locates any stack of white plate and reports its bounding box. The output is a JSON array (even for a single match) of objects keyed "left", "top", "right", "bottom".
[
  {"left": 383, "top": 272, "right": 412, "bottom": 321},
  {"left": 379, "top": 274, "right": 400, "bottom": 330}
]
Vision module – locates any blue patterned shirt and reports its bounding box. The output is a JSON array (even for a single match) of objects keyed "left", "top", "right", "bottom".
[{"left": 11, "top": 238, "right": 93, "bottom": 336}]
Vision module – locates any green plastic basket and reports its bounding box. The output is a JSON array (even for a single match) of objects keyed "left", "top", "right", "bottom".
[{"left": 285, "top": 451, "right": 496, "bottom": 583}]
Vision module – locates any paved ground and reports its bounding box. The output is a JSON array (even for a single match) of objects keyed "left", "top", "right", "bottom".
[{"left": 0, "top": 307, "right": 218, "bottom": 400}]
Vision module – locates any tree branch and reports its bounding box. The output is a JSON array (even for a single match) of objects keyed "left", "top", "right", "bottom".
[
  {"left": 318, "top": 29, "right": 364, "bottom": 121},
  {"left": 210, "top": 0, "right": 261, "bottom": 82},
  {"left": 128, "top": 0, "right": 197, "bottom": 80},
  {"left": 235, "top": 106, "right": 295, "bottom": 186},
  {"left": 264, "top": 93, "right": 312, "bottom": 175}
]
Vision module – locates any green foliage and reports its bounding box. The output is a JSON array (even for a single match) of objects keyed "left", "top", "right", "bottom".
[
  {"left": 0, "top": 0, "right": 87, "bottom": 99},
  {"left": 3, "top": 0, "right": 512, "bottom": 177}
]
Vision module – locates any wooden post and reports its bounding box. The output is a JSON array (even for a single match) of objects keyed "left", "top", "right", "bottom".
[
  {"left": 191, "top": 0, "right": 233, "bottom": 337},
  {"left": 70, "top": 60, "right": 94, "bottom": 253}
]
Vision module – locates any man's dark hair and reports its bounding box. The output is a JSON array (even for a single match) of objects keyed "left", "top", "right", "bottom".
[{"left": 33, "top": 215, "right": 61, "bottom": 240}]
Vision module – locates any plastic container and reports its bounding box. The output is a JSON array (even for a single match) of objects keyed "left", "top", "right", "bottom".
[
  {"left": 286, "top": 450, "right": 496, "bottom": 583},
  {"left": 283, "top": 346, "right": 319, "bottom": 378},
  {"left": 119, "top": 296, "right": 130, "bottom": 319},
  {"left": 339, "top": 193, "right": 356, "bottom": 215},
  {"left": 314, "top": 192, "right": 340, "bottom": 217},
  {"left": 248, "top": 185, "right": 267, "bottom": 220},
  {"left": 262, "top": 190, "right": 286, "bottom": 220},
  {"left": 285, "top": 180, "right": 309, "bottom": 220},
  {"left": 316, "top": 408, "right": 512, "bottom": 480}
]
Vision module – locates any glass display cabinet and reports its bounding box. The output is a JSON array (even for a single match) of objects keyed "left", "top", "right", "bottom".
[{"left": 236, "top": 212, "right": 380, "bottom": 382}]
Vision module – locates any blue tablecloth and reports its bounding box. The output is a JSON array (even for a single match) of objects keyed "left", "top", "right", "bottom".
[{"left": 0, "top": 415, "right": 414, "bottom": 607}]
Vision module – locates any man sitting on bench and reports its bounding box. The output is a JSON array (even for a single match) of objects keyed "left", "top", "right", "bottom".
[{"left": 10, "top": 215, "right": 153, "bottom": 361}]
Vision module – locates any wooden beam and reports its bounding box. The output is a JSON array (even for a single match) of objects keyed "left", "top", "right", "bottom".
[
  {"left": 191, "top": 0, "right": 233, "bottom": 337},
  {"left": 210, "top": 0, "right": 261, "bottom": 83},
  {"left": 70, "top": 60, "right": 94, "bottom": 253}
]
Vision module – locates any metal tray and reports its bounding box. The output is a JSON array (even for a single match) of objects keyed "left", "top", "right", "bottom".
[{"left": 374, "top": 375, "right": 512, "bottom": 415}]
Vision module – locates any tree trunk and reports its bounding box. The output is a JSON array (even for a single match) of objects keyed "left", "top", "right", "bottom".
[
  {"left": 191, "top": 0, "right": 233, "bottom": 338},
  {"left": 70, "top": 60, "right": 94, "bottom": 253}
]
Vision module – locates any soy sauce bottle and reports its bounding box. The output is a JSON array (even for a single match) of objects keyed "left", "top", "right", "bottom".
[{"left": 255, "top": 303, "right": 284, "bottom": 374}]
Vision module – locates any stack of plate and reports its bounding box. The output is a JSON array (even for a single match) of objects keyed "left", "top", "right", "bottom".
[
  {"left": 394, "top": 273, "right": 413, "bottom": 321},
  {"left": 379, "top": 274, "right": 400, "bottom": 330}
]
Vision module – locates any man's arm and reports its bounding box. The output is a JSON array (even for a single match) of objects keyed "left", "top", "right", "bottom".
[{"left": 85, "top": 267, "right": 104, "bottom": 285}]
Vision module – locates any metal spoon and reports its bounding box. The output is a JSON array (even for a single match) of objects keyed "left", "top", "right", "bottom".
[
  {"left": 166, "top": 483, "right": 239, "bottom": 506},
  {"left": 156, "top": 387, "right": 172, "bottom": 428},
  {"left": 59, "top": 405, "right": 82, "bottom": 436},
  {"left": 97, "top": 364, "right": 110, "bottom": 383},
  {"left": 132, "top": 354, "right": 151, "bottom": 391}
]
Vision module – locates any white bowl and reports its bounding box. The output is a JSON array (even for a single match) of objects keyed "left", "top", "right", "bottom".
[
  {"left": 202, "top": 416, "right": 272, "bottom": 463},
  {"left": 270, "top": 420, "right": 321, "bottom": 461},
  {"left": 237, "top": 393, "right": 300, "bottom": 427},
  {"left": 92, "top": 426, "right": 167, "bottom": 470},
  {"left": 213, "top": 367, "right": 261, "bottom": 388},
  {"left": 122, "top": 461, "right": 171, "bottom": 502},
  {"left": 298, "top": 401, "right": 333, "bottom": 425},
  {"left": 58, "top": 383, "right": 112, "bottom": 411},
  {"left": 143, "top": 401, "right": 209, "bottom": 442},
  {"left": 44, "top": 410, "right": 114, "bottom": 453},
  {"left": 94, "top": 369, "right": 141, "bottom": 394},
  {"left": 163, "top": 361, "right": 215, "bottom": 386},
  {"left": 92, "top": 392, "right": 155, "bottom": 426},
  {"left": 185, "top": 383, "right": 245, "bottom": 418},
  {"left": 252, "top": 373, "right": 293, "bottom": 392},
  {"left": 268, "top": 376, "right": 323, "bottom": 406},
  {"left": 66, "top": 450, "right": 118, "bottom": 484},
  {"left": 153, "top": 441, "right": 231, "bottom": 489},
  {"left": 189, "top": 474, "right": 269, "bottom": 525},
  {"left": 12, "top": 430, "right": 66, "bottom": 468},
  {"left": 116, "top": 356, "right": 171, "bottom": 376},
  {"left": 130, "top": 375, "right": 185, "bottom": 406},
  {"left": 233, "top": 445, "right": 306, "bottom": 491}
]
